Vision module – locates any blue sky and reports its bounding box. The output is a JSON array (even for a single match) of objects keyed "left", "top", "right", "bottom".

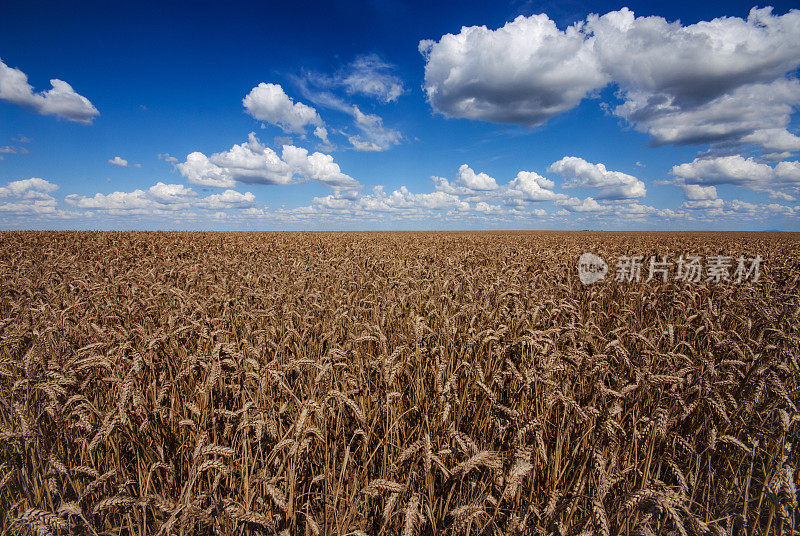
[{"left": 1, "top": 0, "right": 799, "bottom": 230}]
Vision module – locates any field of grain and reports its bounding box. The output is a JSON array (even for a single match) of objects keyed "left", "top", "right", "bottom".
[{"left": 0, "top": 231, "right": 797, "bottom": 535}]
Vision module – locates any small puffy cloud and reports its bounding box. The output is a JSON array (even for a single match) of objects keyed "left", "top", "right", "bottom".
[
  {"left": 108, "top": 156, "right": 128, "bottom": 167},
  {"left": 420, "top": 14, "right": 606, "bottom": 126},
  {"left": 548, "top": 156, "right": 646, "bottom": 199},
  {"left": 0, "top": 58, "right": 99, "bottom": 124},
  {"left": 683, "top": 184, "right": 718, "bottom": 201},
  {"left": 474, "top": 201, "right": 502, "bottom": 214},
  {"left": 243, "top": 83, "right": 322, "bottom": 134},
  {"left": 195, "top": 190, "right": 256, "bottom": 210},
  {"left": 456, "top": 164, "right": 498, "bottom": 191},
  {"left": 313, "top": 126, "right": 330, "bottom": 144},
  {"left": 341, "top": 54, "right": 406, "bottom": 103},
  {"left": 177, "top": 133, "right": 360, "bottom": 190},
  {"left": 281, "top": 145, "right": 361, "bottom": 189},
  {"left": 178, "top": 133, "right": 292, "bottom": 188},
  {"left": 147, "top": 182, "right": 197, "bottom": 204},
  {"left": 555, "top": 196, "right": 607, "bottom": 212},
  {"left": 158, "top": 153, "right": 179, "bottom": 164},
  {"left": 507, "top": 170, "right": 558, "bottom": 201},
  {"left": 431, "top": 176, "right": 476, "bottom": 196},
  {"left": 178, "top": 152, "right": 239, "bottom": 188}
]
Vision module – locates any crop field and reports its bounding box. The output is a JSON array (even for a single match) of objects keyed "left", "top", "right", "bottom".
[{"left": 0, "top": 231, "right": 797, "bottom": 536}]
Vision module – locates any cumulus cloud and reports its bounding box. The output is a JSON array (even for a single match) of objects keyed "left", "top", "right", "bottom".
[
  {"left": 507, "top": 171, "right": 558, "bottom": 201},
  {"left": 313, "top": 185, "right": 469, "bottom": 214},
  {"left": 0, "top": 177, "right": 63, "bottom": 215},
  {"left": 243, "top": 83, "right": 322, "bottom": 134},
  {"left": 65, "top": 182, "right": 256, "bottom": 214},
  {"left": 613, "top": 79, "right": 800, "bottom": 151},
  {"left": 281, "top": 145, "right": 362, "bottom": 189},
  {"left": 0, "top": 59, "right": 99, "bottom": 124},
  {"left": 419, "top": 14, "right": 607, "bottom": 126},
  {"left": 671, "top": 155, "right": 800, "bottom": 199},
  {"left": 455, "top": 164, "right": 498, "bottom": 190},
  {"left": 176, "top": 133, "right": 360, "bottom": 190},
  {"left": 555, "top": 196, "right": 607, "bottom": 212},
  {"left": 313, "top": 126, "right": 330, "bottom": 145},
  {"left": 419, "top": 7, "right": 800, "bottom": 153},
  {"left": 147, "top": 182, "right": 197, "bottom": 204},
  {"left": 108, "top": 156, "right": 128, "bottom": 167},
  {"left": 682, "top": 184, "right": 718, "bottom": 201},
  {"left": 548, "top": 156, "right": 646, "bottom": 199},
  {"left": 195, "top": 190, "right": 256, "bottom": 210}
]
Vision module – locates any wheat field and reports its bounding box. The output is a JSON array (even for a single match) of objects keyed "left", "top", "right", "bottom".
[{"left": 0, "top": 231, "right": 797, "bottom": 535}]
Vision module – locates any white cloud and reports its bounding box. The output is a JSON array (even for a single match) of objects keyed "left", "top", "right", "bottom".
[
  {"left": 243, "top": 83, "right": 322, "bottom": 134},
  {"left": 419, "top": 7, "right": 800, "bottom": 153},
  {"left": 281, "top": 145, "right": 361, "bottom": 189},
  {"left": 313, "top": 185, "right": 469, "bottom": 214},
  {"left": 65, "top": 182, "right": 257, "bottom": 215},
  {"left": 349, "top": 106, "right": 402, "bottom": 152},
  {"left": 195, "top": 190, "right": 256, "bottom": 210},
  {"left": 66, "top": 190, "right": 153, "bottom": 211},
  {"left": 682, "top": 184, "right": 718, "bottom": 201},
  {"left": 0, "top": 59, "right": 99, "bottom": 124},
  {"left": 109, "top": 156, "right": 128, "bottom": 167},
  {"left": 555, "top": 196, "right": 607, "bottom": 212},
  {"left": 348, "top": 137, "right": 382, "bottom": 152},
  {"left": 158, "top": 153, "right": 179, "bottom": 164},
  {"left": 0, "top": 178, "right": 71, "bottom": 217},
  {"left": 548, "top": 156, "right": 646, "bottom": 199},
  {"left": 456, "top": 164, "right": 498, "bottom": 190},
  {"left": 296, "top": 73, "right": 404, "bottom": 152},
  {"left": 431, "top": 176, "right": 476, "bottom": 196},
  {"left": 313, "top": 126, "right": 330, "bottom": 144},
  {"left": 304, "top": 53, "right": 406, "bottom": 104},
  {"left": 0, "top": 177, "right": 58, "bottom": 199},
  {"left": 341, "top": 54, "right": 405, "bottom": 103},
  {"left": 419, "top": 14, "right": 607, "bottom": 126},
  {"left": 612, "top": 79, "right": 800, "bottom": 151},
  {"left": 507, "top": 170, "right": 558, "bottom": 201},
  {"left": 671, "top": 155, "right": 800, "bottom": 198},
  {"left": 474, "top": 201, "right": 503, "bottom": 214},
  {"left": 177, "top": 133, "right": 360, "bottom": 190},
  {"left": 147, "top": 182, "right": 197, "bottom": 204}
]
